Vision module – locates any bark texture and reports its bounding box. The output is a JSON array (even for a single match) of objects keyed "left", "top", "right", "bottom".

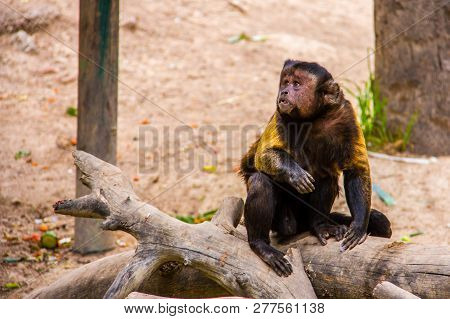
[{"left": 374, "top": 0, "right": 450, "bottom": 155}]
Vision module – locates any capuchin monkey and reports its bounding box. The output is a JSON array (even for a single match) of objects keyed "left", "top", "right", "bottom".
[{"left": 239, "top": 60, "right": 392, "bottom": 277}]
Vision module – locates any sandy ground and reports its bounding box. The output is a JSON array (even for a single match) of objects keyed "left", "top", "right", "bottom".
[{"left": 0, "top": 0, "right": 449, "bottom": 298}]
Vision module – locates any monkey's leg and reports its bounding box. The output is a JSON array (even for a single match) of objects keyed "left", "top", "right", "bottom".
[
  {"left": 307, "top": 177, "right": 347, "bottom": 245},
  {"left": 272, "top": 190, "right": 298, "bottom": 238},
  {"left": 244, "top": 172, "right": 293, "bottom": 277}
]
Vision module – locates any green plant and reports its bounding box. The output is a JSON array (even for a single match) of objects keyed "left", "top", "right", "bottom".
[
  {"left": 175, "top": 208, "right": 217, "bottom": 224},
  {"left": 66, "top": 106, "right": 78, "bottom": 117},
  {"left": 14, "top": 149, "right": 31, "bottom": 160},
  {"left": 345, "top": 56, "right": 417, "bottom": 152},
  {"left": 401, "top": 112, "right": 418, "bottom": 151}
]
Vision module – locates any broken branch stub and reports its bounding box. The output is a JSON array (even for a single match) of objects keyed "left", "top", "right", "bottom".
[{"left": 372, "top": 281, "right": 420, "bottom": 299}]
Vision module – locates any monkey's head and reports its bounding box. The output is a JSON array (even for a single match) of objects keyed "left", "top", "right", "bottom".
[{"left": 277, "top": 60, "right": 343, "bottom": 119}]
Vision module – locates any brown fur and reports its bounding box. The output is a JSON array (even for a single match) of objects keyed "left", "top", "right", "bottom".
[{"left": 239, "top": 60, "right": 390, "bottom": 277}]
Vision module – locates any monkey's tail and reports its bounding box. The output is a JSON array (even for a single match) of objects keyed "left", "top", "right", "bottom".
[{"left": 329, "top": 209, "right": 392, "bottom": 238}]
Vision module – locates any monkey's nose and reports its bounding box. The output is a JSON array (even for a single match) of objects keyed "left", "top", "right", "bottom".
[{"left": 281, "top": 90, "right": 288, "bottom": 96}]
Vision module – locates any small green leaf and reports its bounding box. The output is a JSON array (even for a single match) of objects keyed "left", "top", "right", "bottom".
[
  {"left": 409, "top": 231, "right": 424, "bottom": 237},
  {"left": 4, "top": 282, "right": 20, "bottom": 289},
  {"left": 14, "top": 149, "right": 31, "bottom": 160},
  {"left": 228, "top": 33, "right": 268, "bottom": 44},
  {"left": 176, "top": 215, "right": 195, "bottom": 224},
  {"left": 201, "top": 209, "right": 218, "bottom": 219},
  {"left": 400, "top": 236, "right": 411, "bottom": 243},
  {"left": 66, "top": 106, "right": 78, "bottom": 117},
  {"left": 228, "top": 33, "right": 249, "bottom": 43},
  {"left": 202, "top": 165, "right": 217, "bottom": 173},
  {"left": 176, "top": 208, "right": 218, "bottom": 224}
]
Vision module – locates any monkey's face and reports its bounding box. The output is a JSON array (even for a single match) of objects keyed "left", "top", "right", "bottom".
[{"left": 277, "top": 68, "right": 318, "bottom": 119}]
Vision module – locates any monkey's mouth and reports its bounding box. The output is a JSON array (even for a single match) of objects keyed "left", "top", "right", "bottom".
[
  {"left": 278, "top": 98, "right": 295, "bottom": 114},
  {"left": 278, "top": 98, "right": 289, "bottom": 105}
]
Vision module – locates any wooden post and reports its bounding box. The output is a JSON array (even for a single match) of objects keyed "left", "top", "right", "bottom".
[{"left": 74, "top": 0, "right": 119, "bottom": 253}]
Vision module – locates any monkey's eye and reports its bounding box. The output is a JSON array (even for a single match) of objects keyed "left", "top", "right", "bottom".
[
  {"left": 293, "top": 81, "right": 300, "bottom": 88},
  {"left": 283, "top": 79, "right": 289, "bottom": 86}
]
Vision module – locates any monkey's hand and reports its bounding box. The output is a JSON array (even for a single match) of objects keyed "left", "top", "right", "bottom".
[
  {"left": 287, "top": 168, "right": 315, "bottom": 194},
  {"left": 340, "top": 222, "right": 368, "bottom": 251}
]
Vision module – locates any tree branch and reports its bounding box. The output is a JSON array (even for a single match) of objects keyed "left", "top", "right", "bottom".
[{"left": 52, "top": 151, "right": 317, "bottom": 299}]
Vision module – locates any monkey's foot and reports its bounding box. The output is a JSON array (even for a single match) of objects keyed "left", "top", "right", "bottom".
[
  {"left": 312, "top": 223, "right": 347, "bottom": 245},
  {"left": 249, "top": 240, "right": 293, "bottom": 277}
]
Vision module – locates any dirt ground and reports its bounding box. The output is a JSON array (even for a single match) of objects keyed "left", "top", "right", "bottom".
[{"left": 0, "top": 0, "right": 448, "bottom": 298}]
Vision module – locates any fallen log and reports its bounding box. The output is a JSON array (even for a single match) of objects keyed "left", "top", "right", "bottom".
[
  {"left": 28, "top": 236, "right": 450, "bottom": 299},
  {"left": 276, "top": 236, "right": 449, "bottom": 299},
  {"left": 27, "top": 151, "right": 450, "bottom": 299},
  {"left": 126, "top": 292, "right": 242, "bottom": 299},
  {"left": 30, "top": 151, "right": 315, "bottom": 299}
]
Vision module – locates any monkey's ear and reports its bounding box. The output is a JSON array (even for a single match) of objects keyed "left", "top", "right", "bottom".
[{"left": 321, "top": 78, "right": 344, "bottom": 106}]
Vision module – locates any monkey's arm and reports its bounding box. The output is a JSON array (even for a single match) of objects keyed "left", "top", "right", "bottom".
[
  {"left": 341, "top": 168, "right": 371, "bottom": 251},
  {"left": 257, "top": 148, "right": 315, "bottom": 193}
]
